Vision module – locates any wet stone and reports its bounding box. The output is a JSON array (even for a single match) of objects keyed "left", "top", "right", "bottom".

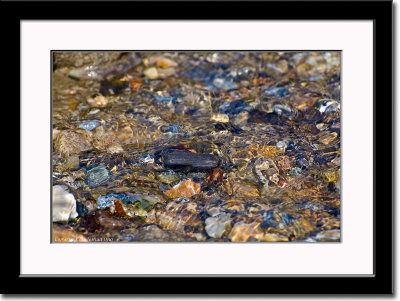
[
  {"left": 211, "top": 74, "right": 237, "bottom": 90},
  {"left": 53, "top": 224, "right": 87, "bottom": 242},
  {"left": 135, "top": 224, "right": 189, "bottom": 242},
  {"left": 205, "top": 213, "right": 232, "bottom": 238},
  {"left": 289, "top": 167, "right": 302, "bottom": 175},
  {"left": 78, "top": 120, "right": 101, "bottom": 131},
  {"left": 54, "top": 130, "right": 92, "bottom": 157},
  {"left": 315, "top": 229, "right": 341, "bottom": 242},
  {"left": 164, "top": 179, "right": 201, "bottom": 199},
  {"left": 52, "top": 185, "right": 78, "bottom": 223},
  {"left": 276, "top": 140, "right": 289, "bottom": 149},
  {"left": 160, "top": 124, "right": 179, "bottom": 133},
  {"left": 263, "top": 87, "right": 287, "bottom": 98},
  {"left": 97, "top": 193, "right": 127, "bottom": 210},
  {"left": 225, "top": 179, "right": 260, "bottom": 197},
  {"left": 157, "top": 170, "right": 182, "bottom": 184},
  {"left": 228, "top": 221, "right": 264, "bottom": 242},
  {"left": 85, "top": 164, "right": 111, "bottom": 187},
  {"left": 218, "top": 100, "right": 253, "bottom": 118},
  {"left": 99, "top": 79, "right": 129, "bottom": 96},
  {"left": 163, "top": 149, "right": 220, "bottom": 171},
  {"left": 155, "top": 94, "right": 177, "bottom": 104},
  {"left": 63, "top": 154, "right": 80, "bottom": 171}
]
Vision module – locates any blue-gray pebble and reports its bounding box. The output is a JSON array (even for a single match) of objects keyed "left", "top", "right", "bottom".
[
  {"left": 78, "top": 120, "right": 101, "bottom": 131},
  {"left": 85, "top": 164, "right": 110, "bottom": 187}
]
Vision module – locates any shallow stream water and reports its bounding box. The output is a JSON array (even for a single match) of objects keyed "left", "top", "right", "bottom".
[{"left": 52, "top": 51, "right": 341, "bottom": 242}]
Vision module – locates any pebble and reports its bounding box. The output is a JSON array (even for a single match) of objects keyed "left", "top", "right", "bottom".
[
  {"left": 68, "top": 52, "right": 141, "bottom": 80},
  {"left": 157, "top": 171, "right": 181, "bottom": 184},
  {"left": 107, "top": 145, "right": 124, "bottom": 154},
  {"left": 260, "top": 209, "right": 292, "bottom": 229},
  {"left": 54, "top": 130, "right": 92, "bottom": 156},
  {"left": 185, "top": 64, "right": 215, "bottom": 82},
  {"left": 86, "top": 211, "right": 128, "bottom": 230},
  {"left": 289, "top": 167, "right": 302, "bottom": 175},
  {"left": 276, "top": 140, "right": 289, "bottom": 149},
  {"left": 52, "top": 185, "right": 78, "bottom": 223},
  {"left": 261, "top": 233, "right": 290, "bottom": 242},
  {"left": 225, "top": 179, "right": 260, "bottom": 197},
  {"left": 160, "top": 124, "right": 179, "bottom": 133},
  {"left": 163, "top": 149, "right": 220, "bottom": 171},
  {"left": 276, "top": 155, "right": 292, "bottom": 173},
  {"left": 211, "top": 113, "right": 229, "bottom": 123},
  {"left": 154, "top": 199, "right": 203, "bottom": 234},
  {"left": 315, "top": 229, "right": 341, "bottom": 242},
  {"left": 317, "top": 100, "right": 340, "bottom": 113},
  {"left": 205, "top": 213, "right": 232, "bottom": 238},
  {"left": 150, "top": 55, "right": 178, "bottom": 68},
  {"left": 155, "top": 95, "right": 177, "bottom": 104},
  {"left": 138, "top": 154, "right": 154, "bottom": 164},
  {"left": 85, "top": 164, "right": 110, "bottom": 187},
  {"left": 52, "top": 224, "right": 87, "bottom": 242},
  {"left": 318, "top": 131, "right": 338, "bottom": 145},
  {"left": 263, "top": 87, "right": 287, "bottom": 98},
  {"left": 228, "top": 221, "right": 264, "bottom": 242},
  {"left": 218, "top": 100, "right": 253, "bottom": 118},
  {"left": 143, "top": 194, "right": 165, "bottom": 205},
  {"left": 97, "top": 193, "right": 130, "bottom": 210},
  {"left": 273, "top": 104, "right": 292, "bottom": 117},
  {"left": 212, "top": 75, "right": 237, "bottom": 90},
  {"left": 135, "top": 224, "right": 186, "bottom": 242},
  {"left": 144, "top": 67, "right": 159, "bottom": 79},
  {"left": 207, "top": 206, "right": 222, "bottom": 217},
  {"left": 78, "top": 120, "right": 101, "bottom": 131},
  {"left": 99, "top": 79, "right": 129, "bottom": 96},
  {"left": 63, "top": 154, "right": 80, "bottom": 171},
  {"left": 87, "top": 95, "right": 108, "bottom": 108},
  {"left": 164, "top": 179, "right": 201, "bottom": 199}
]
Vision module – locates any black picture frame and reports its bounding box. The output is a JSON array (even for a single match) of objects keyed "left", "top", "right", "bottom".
[{"left": 4, "top": 0, "right": 393, "bottom": 295}]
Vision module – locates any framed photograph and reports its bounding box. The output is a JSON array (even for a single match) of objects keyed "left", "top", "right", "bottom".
[{"left": 6, "top": 0, "right": 393, "bottom": 295}]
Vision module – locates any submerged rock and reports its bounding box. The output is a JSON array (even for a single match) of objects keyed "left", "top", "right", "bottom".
[
  {"left": 153, "top": 199, "right": 204, "bottom": 235},
  {"left": 68, "top": 52, "right": 141, "bottom": 80},
  {"left": 205, "top": 213, "right": 232, "bottom": 238},
  {"left": 85, "top": 164, "right": 110, "bottom": 187},
  {"left": 315, "top": 229, "right": 341, "bottom": 242},
  {"left": 52, "top": 185, "right": 78, "bottom": 223},
  {"left": 52, "top": 224, "right": 87, "bottom": 242},
  {"left": 228, "top": 221, "right": 264, "bottom": 242},
  {"left": 54, "top": 130, "right": 92, "bottom": 157},
  {"left": 224, "top": 179, "right": 260, "bottom": 197},
  {"left": 97, "top": 193, "right": 128, "bottom": 210},
  {"left": 163, "top": 149, "right": 220, "bottom": 171},
  {"left": 164, "top": 179, "right": 201, "bottom": 199},
  {"left": 78, "top": 120, "right": 101, "bottom": 131}
]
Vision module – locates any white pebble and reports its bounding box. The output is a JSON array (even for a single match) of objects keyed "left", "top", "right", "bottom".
[{"left": 52, "top": 185, "right": 78, "bottom": 223}]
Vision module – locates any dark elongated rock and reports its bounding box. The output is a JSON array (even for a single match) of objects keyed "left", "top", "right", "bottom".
[{"left": 163, "top": 149, "right": 219, "bottom": 171}]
